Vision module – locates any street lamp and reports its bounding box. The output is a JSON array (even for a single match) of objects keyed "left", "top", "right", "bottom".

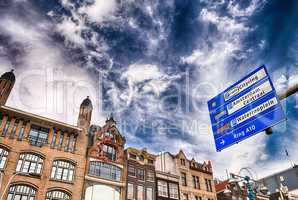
[
  {"left": 0, "top": 171, "right": 33, "bottom": 200},
  {"left": 265, "top": 83, "right": 298, "bottom": 135}
]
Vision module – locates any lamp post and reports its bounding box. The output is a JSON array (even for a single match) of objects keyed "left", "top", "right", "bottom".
[
  {"left": 265, "top": 83, "right": 298, "bottom": 135},
  {"left": 0, "top": 171, "right": 3, "bottom": 194},
  {"left": 0, "top": 172, "right": 32, "bottom": 200}
]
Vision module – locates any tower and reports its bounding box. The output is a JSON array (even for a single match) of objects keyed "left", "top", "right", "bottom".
[
  {"left": 0, "top": 69, "right": 15, "bottom": 106},
  {"left": 77, "top": 96, "right": 93, "bottom": 129}
]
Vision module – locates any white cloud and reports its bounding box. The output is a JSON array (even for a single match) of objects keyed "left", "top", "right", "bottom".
[
  {"left": 78, "top": 0, "right": 118, "bottom": 23},
  {"left": 200, "top": 8, "right": 249, "bottom": 33},
  {"left": 228, "top": 0, "right": 266, "bottom": 17},
  {"left": 56, "top": 16, "right": 86, "bottom": 46},
  {"left": 0, "top": 10, "right": 104, "bottom": 126},
  {"left": 123, "top": 63, "right": 163, "bottom": 84}
]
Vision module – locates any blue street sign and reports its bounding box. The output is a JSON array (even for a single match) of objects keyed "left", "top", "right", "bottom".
[{"left": 208, "top": 65, "right": 285, "bottom": 152}]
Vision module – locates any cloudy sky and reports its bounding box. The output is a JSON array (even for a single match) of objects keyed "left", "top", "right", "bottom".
[{"left": 0, "top": 0, "right": 298, "bottom": 179}]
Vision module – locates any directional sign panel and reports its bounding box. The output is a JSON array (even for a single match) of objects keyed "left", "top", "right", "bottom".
[{"left": 208, "top": 65, "right": 285, "bottom": 152}]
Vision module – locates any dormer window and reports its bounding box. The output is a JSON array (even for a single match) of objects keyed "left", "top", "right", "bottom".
[
  {"left": 129, "top": 153, "right": 137, "bottom": 160},
  {"left": 181, "top": 159, "right": 186, "bottom": 166}
]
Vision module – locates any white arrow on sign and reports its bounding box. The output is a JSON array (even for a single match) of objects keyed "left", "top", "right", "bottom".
[{"left": 220, "top": 139, "right": 225, "bottom": 145}]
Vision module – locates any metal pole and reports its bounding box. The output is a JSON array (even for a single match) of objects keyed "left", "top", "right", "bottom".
[
  {"left": 0, "top": 171, "right": 3, "bottom": 194},
  {"left": 0, "top": 172, "right": 29, "bottom": 200},
  {"left": 265, "top": 83, "right": 298, "bottom": 135}
]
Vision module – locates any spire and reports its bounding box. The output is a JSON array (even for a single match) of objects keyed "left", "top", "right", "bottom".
[
  {"left": 0, "top": 69, "right": 15, "bottom": 82},
  {"left": 105, "top": 113, "right": 116, "bottom": 123},
  {"left": 0, "top": 69, "right": 16, "bottom": 105}
]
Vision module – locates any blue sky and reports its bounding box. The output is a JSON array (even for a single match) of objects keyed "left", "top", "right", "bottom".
[{"left": 0, "top": 0, "right": 297, "bottom": 179}]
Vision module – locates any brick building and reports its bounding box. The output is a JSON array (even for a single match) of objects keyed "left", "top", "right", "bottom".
[
  {"left": 125, "top": 147, "right": 156, "bottom": 200},
  {"left": 83, "top": 117, "right": 126, "bottom": 200},
  {"left": 0, "top": 70, "right": 90, "bottom": 200},
  {"left": 175, "top": 150, "right": 217, "bottom": 200}
]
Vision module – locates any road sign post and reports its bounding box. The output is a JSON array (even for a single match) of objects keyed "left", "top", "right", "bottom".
[{"left": 208, "top": 65, "right": 286, "bottom": 151}]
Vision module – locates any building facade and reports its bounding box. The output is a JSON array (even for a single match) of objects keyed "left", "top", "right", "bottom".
[
  {"left": 0, "top": 70, "right": 90, "bottom": 200},
  {"left": 155, "top": 152, "right": 181, "bottom": 200},
  {"left": 258, "top": 165, "right": 298, "bottom": 200},
  {"left": 125, "top": 147, "right": 156, "bottom": 200},
  {"left": 174, "top": 150, "right": 217, "bottom": 200},
  {"left": 0, "top": 69, "right": 219, "bottom": 200},
  {"left": 83, "top": 117, "right": 126, "bottom": 200}
]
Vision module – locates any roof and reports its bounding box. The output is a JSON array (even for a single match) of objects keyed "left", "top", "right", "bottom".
[
  {"left": 0, "top": 70, "right": 15, "bottom": 82},
  {"left": 81, "top": 96, "right": 92, "bottom": 109},
  {"left": 215, "top": 180, "right": 229, "bottom": 192}
]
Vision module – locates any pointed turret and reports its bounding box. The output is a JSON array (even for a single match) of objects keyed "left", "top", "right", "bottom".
[
  {"left": 77, "top": 96, "right": 93, "bottom": 129},
  {"left": 0, "top": 69, "right": 15, "bottom": 106}
]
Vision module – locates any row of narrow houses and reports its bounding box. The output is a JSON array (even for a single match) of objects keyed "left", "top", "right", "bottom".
[{"left": 0, "top": 69, "right": 217, "bottom": 200}]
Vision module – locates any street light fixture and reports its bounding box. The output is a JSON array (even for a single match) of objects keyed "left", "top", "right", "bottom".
[{"left": 0, "top": 171, "right": 34, "bottom": 200}]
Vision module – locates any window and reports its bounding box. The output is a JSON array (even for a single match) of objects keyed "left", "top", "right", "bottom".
[
  {"left": 157, "top": 180, "right": 168, "bottom": 197},
  {"left": 180, "top": 158, "right": 185, "bottom": 166},
  {"left": 28, "top": 125, "right": 49, "bottom": 147},
  {"left": 208, "top": 180, "right": 213, "bottom": 192},
  {"left": 89, "top": 161, "right": 121, "bottom": 181},
  {"left": 129, "top": 153, "right": 137, "bottom": 159},
  {"left": 137, "top": 185, "right": 144, "bottom": 200},
  {"left": 18, "top": 124, "right": 25, "bottom": 140},
  {"left": 193, "top": 176, "right": 200, "bottom": 189},
  {"left": 205, "top": 179, "right": 210, "bottom": 191},
  {"left": 148, "top": 159, "right": 154, "bottom": 164},
  {"left": 137, "top": 169, "right": 145, "bottom": 181},
  {"left": 46, "top": 190, "right": 70, "bottom": 200},
  {"left": 16, "top": 153, "right": 43, "bottom": 175},
  {"left": 6, "top": 184, "right": 36, "bottom": 200},
  {"left": 147, "top": 170, "right": 154, "bottom": 182},
  {"left": 102, "top": 145, "right": 117, "bottom": 161},
  {"left": 64, "top": 134, "right": 71, "bottom": 152},
  {"left": 128, "top": 165, "right": 136, "bottom": 177},
  {"left": 146, "top": 187, "right": 153, "bottom": 200},
  {"left": 127, "top": 183, "right": 134, "bottom": 200},
  {"left": 68, "top": 136, "right": 76, "bottom": 152},
  {"left": 169, "top": 183, "right": 179, "bottom": 199},
  {"left": 139, "top": 155, "right": 144, "bottom": 161},
  {"left": 0, "top": 147, "right": 8, "bottom": 169},
  {"left": 2, "top": 119, "right": 10, "bottom": 136},
  {"left": 58, "top": 133, "right": 64, "bottom": 148},
  {"left": 181, "top": 172, "right": 187, "bottom": 186},
  {"left": 51, "top": 160, "right": 75, "bottom": 182},
  {"left": 51, "top": 128, "right": 57, "bottom": 148},
  {"left": 11, "top": 120, "right": 18, "bottom": 137}
]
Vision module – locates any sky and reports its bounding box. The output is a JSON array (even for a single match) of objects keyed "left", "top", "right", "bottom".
[{"left": 0, "top": 0, "right": 298, "bottom": 180}]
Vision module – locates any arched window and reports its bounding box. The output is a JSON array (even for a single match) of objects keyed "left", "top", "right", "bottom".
[
  {"left": 0, "top": 147, "right": 8, "bottom": 169},
  {"left": 51, "top": 160, "right": 75, "bottom": 182},
  {"left": 46, "top": 190, "right": 70, "bottom": 200},
  {"left": 16, "top": 153, "right": 44, "bottom": 175},
  {"left": 6, "top": 184, "right": 36, "bottom": 200}
]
